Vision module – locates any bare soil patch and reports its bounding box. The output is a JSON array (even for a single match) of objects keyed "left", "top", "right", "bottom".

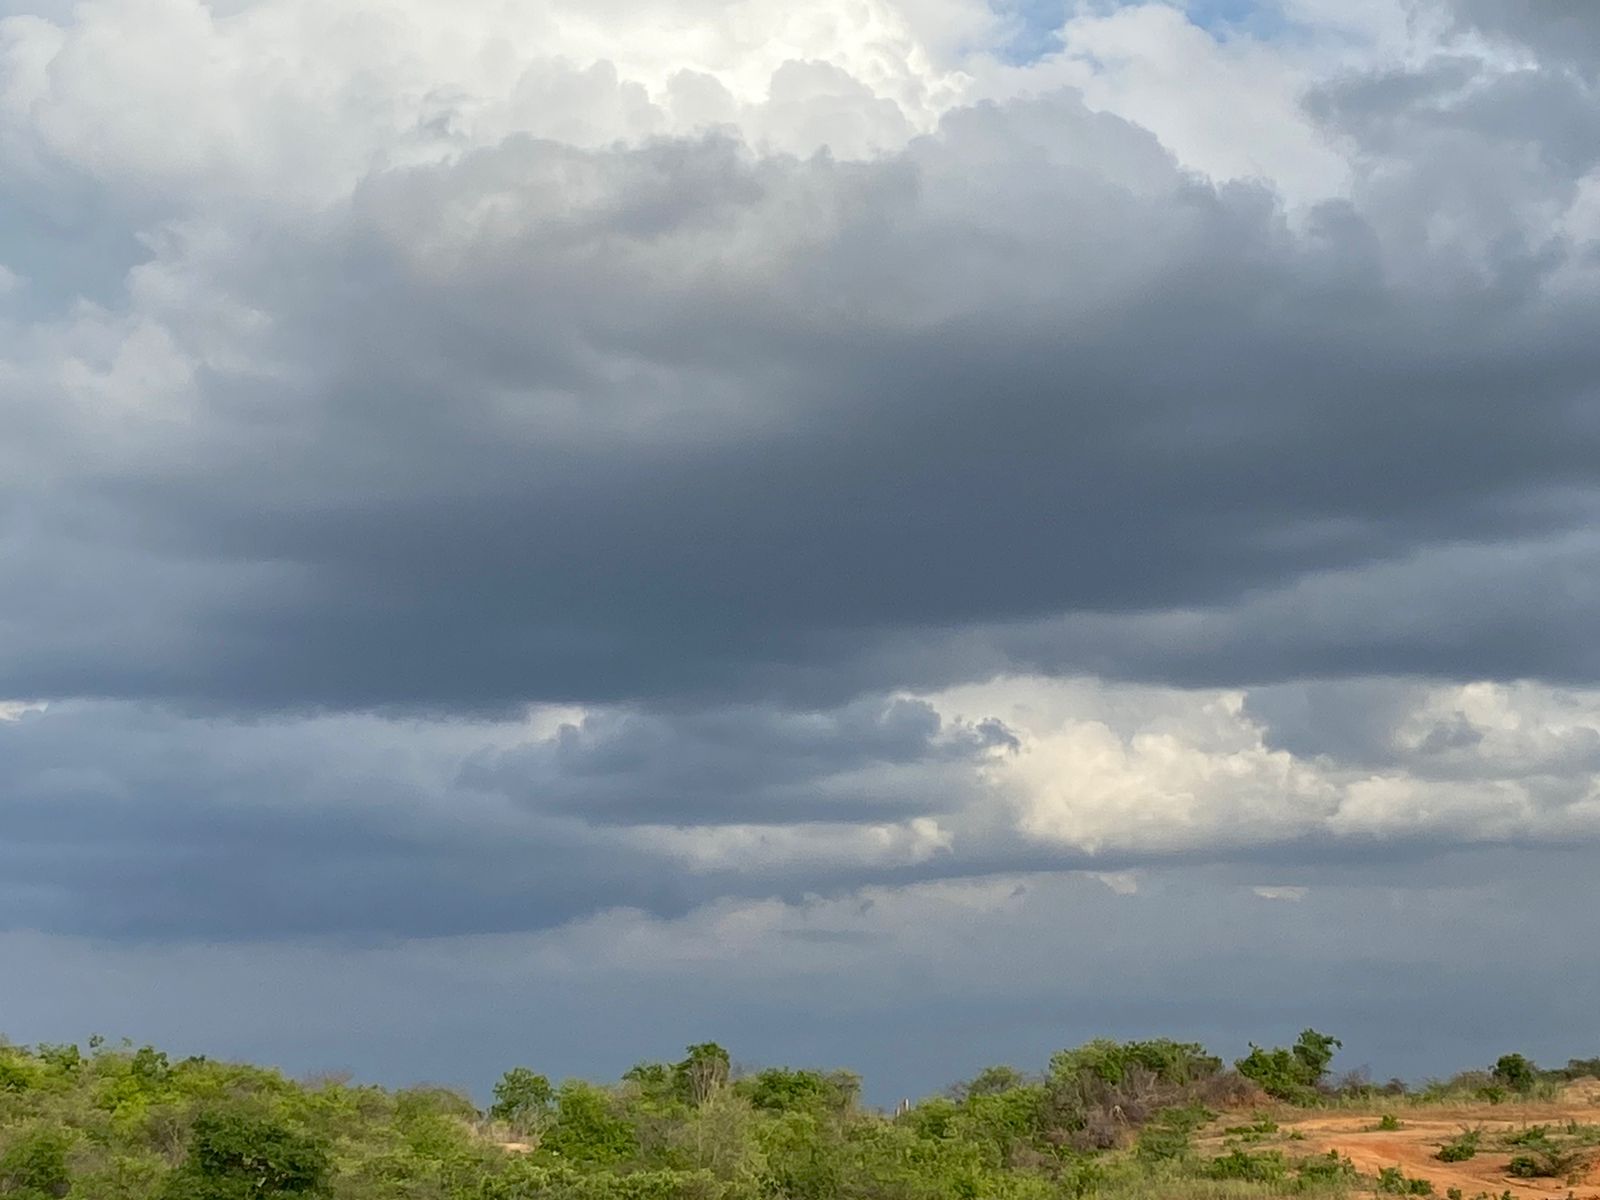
[{"left": 1277, "top": 1097, "right": 1600, "bottom": 1200}]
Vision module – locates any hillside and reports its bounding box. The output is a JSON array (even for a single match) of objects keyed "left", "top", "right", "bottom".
[{"left": 3, "top": 1034, "right": 1597, "bottom": 1200}]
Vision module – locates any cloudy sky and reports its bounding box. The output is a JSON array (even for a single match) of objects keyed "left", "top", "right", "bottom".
[{"left": 3, "top": 0, "right": 1599, "bottom": 1100}]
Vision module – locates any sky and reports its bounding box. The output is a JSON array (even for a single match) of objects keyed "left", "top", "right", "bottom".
[{"left": 1, "top": 0, "right": 1598, "bottom": 1103}]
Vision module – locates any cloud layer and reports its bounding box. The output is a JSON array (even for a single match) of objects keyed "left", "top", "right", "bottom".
[
  {"left": 2, "top": 0, "right": 1598, "bottom": 1095},
  {"left": 5, "top": 0, "right": 1600, "bottom": 712},
  {"left": 4, "top": 677, "right": 1598, "bottom": 945}
]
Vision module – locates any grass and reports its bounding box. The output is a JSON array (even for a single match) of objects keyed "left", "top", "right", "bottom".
[{"left": 1095, "top": 1158, "right": 1353, "bottom": 1200}]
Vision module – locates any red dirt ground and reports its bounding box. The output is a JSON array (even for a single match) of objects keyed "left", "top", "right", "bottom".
[{"left": 1279, "top": 1084, "right": 1600, "bottom": 1200}]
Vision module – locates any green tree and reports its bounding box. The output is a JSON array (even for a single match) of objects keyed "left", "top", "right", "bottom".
[
  {"left": 1491, "top": 1054, "right": 1538, "bottom": 1094},
  {"left": 671, "top": 1091, "right": 766, "bottom": 1188},
  {"left": 542, "top": 1082, "right": 637, "bottom": 1166},
  {"left": 673, "top": 1046, "right": 730, "bottom": 1107},
  {"left": 160, "top": 1110, "right": 328, "bottom": 1200},
  {"left": 32, "top": 1047, "right": 81, "bottom": 1077},
  {"left": 490, "top": 1068, "right": 555, "bottom": 1135},
  {"left": 1236, "top": 1030, "right": 1341, "bottom": 1102},
  {"left": 961, "top": 1067, "right": 1026, "bottom": 1099},
  {"left": 1291, "top": 1031, "right": 1342, "bottom": 1085},
  {"left": 130, "top": 1047, "right": 172, "bottom": 1090},
  {"left": 0, "top": 1052, "right": 37, "bottom": 1095},
  {"left": 0, "top": 1129, "right": 72, "bottom": 1199},
  {"left": 739, "top": 1069, "right": 857, "bottom": 1116}
]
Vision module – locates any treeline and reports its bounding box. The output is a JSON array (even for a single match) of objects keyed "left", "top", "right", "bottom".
[{"left": 1, "top": 1032, "right": 1593, "bottom": 1200}]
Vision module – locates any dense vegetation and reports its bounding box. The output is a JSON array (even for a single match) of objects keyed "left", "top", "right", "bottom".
[{"left": 2, "top": 1033, "right": 1595, "bottom": 1200}]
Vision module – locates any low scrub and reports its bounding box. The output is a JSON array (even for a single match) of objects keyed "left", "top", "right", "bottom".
[
  {"left": 1376, "top": 1166, "right": 1433, "bottom": 1195},
  {"left": 1435, "top": 1130, "right": 1480, "bottom": 1162},
  {"left": 3, "top": 1028, "right": 1597, "bottom": 1200},
  {"left": 1204, "top": 1149, "right": 1289, "bottom": 1183}
]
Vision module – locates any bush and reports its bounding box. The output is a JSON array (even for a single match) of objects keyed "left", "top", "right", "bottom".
[
  {"left": 1377, "top": 1114, "right": 1401, "bottom": 1132},
  {"left": 1235, "top": 1031, "right": 1341, "bottom": 1103},
  {"left": 1048, "top": 1040, "right": 1221, "bottom": 1091},
  {"left": 1557, "top": 1057, "right": 1600, "bottom": 1081},
  {"left": 1221, "top": 1114, "right": 1278, "bottom": 1142},
  {"left": 1134, "top": 1104, "right": 1210, "bottom": 1164},
  {"left": 1044, "top": 1039, "right": 1223, "bottom": 1149},
  {"left": 1506, "top": 1155, "right": 1542, "bottom": 1178},
  {"left": 1295, "top": 1150, "right": 1357, "bottom": 1186},
  {"left": 1436, "top": 1130, "right": 1480, "bottom": 1162},
  {"left": 1205, "top": 1149, "right": 1288, "bottom": 1183},
  {"left": 1502, "top": 1132, "right": 1590, "bottom": 1181},
  {"left": 0, "top": 1057, "right": 37, "bottom": 1097},
  {"left": 1376, "top": 1166, "right": 1433, "bottom": 1195}
]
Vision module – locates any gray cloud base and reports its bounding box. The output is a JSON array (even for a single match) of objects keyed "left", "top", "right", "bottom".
[{"left": 5, "top": 74, "right": 1600, "bottom": 710}]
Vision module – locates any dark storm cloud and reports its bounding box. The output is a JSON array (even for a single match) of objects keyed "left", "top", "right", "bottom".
[
  {"left": 983, "top": 528, "right": 1600, "bottom": 687},
  {"left": 462, "top": 696, "right": 1010, "bottom": 825},
  {"left": 0, "top": 705, "right": 678, "bottom": 939},
  {"left": 6, "top": 76, "right": 1600, "bottom": 713},
  {"left": 0, "top": 698, "right": 1011, "bottom": 939}
]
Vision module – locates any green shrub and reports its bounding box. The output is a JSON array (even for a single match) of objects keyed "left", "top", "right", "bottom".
[
  {"left": 1047, "top": 1040, "right": 1221, "bottom": 1090},
  {"left": 1436, "top": 1130, "right": 1480, "bottom": 1162},
  {"left": 1376, "top": 1114, "right": 1401, "bottom": 1131},
  {"left": 1295, "top": 1150, "right": 1356, "bottom": 1186},
  {"left": 1558, "top": 1057, "right": 1600, "bottom": 1080},
  {"left": 1235, "top": 1031, "right": 1341, "bottom": 1102},
  {"left": 0, "top": 1055, "right": 38, "bottom": 1097},
  {"left": 1376, "top": 1166, "right": 1433, "bottom": 1195},
  {"left": 1503, "top": 1125, "right": 1559, "bottom": 1149},
  {"left": 1205, "top": 1149, "right": 1288, "bottom": 1183},
  {"left": 1506, "top": 1155, "right": 1541, "bottom": 1178},
  {"left": 1134, "top": 1104, "right": 1210, "bottom": 1164},
  {"left": 1502, "top": 1133, "right": 1590, "bottom": 1181},
  {"left": 33, "top": 1047, "right": 82, "bottom": 1076},
  {"left": 1222, "top": 1114, "right": 1279, "bottom": 1139}
]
